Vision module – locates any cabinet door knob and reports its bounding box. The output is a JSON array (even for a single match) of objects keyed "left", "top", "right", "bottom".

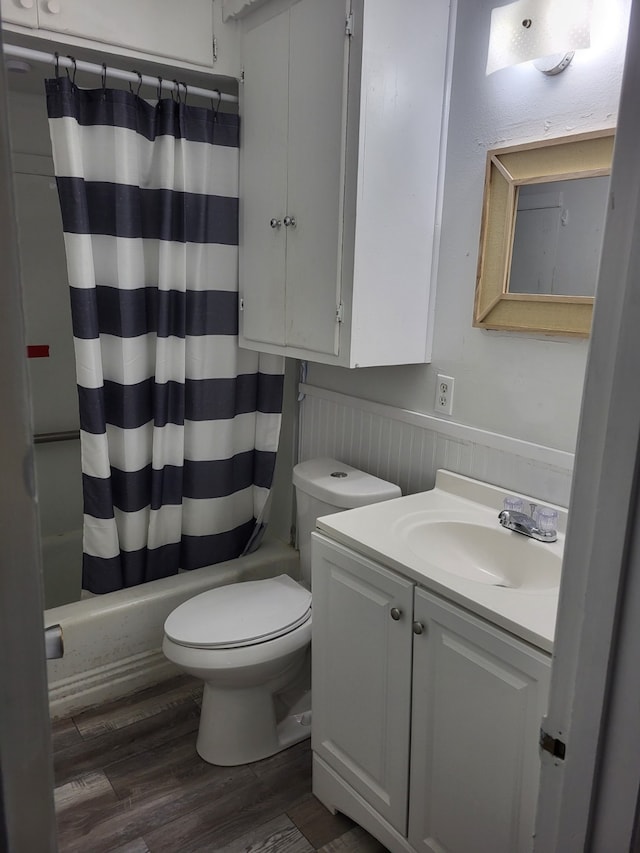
[
  {"left": 269, "top": 218, "right": 282, "bottom": 229},
  {"left": 412, "top": 621, "right": 425, "bottom": 635},
  {"left": 45, "top": 0, "right": 60, "bottom": 11},
  {"left": 390, "top": 607, "right": 402, "bottom": 621},
  {"left": 18, "top": 0, "right": 34, "bottom": 8},
  {"left": 283, "top": 215, "right": 296, "bottom": 228}
]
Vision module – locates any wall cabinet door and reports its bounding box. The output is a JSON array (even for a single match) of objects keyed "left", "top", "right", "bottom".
[
  {"left": 36, "top": 0, "right": 214, "bottom": 66},
  {"left": 408, "top": 588, "right": 551, "bottom": 853},
  {"left": 240, "top": 6, "right": 289, "bottom": 346},
  {"left": 2, "top": 0, "right": 215, "bottom": 68},
  {"left": 240, "top": 0, "right": 347, "bottom": 359},
  {"left": 283, "top": 0, "right": 346, "bottom": 356},
  {"left": 311, "top": 535, "right": 414, "bottom": 834},
  {"left": 1, "top": 0, "right": 37, "bottom": 28},
  {"left": 240, "top": 0, "right": 451, "bottom": 367}
]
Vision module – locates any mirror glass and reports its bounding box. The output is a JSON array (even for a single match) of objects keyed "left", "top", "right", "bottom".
[
  {"left": 474, "top": 130, "right": 614, "bottom": 337},
  {"left": 509, "top": 176, "right": 610, "bottom": 297}
]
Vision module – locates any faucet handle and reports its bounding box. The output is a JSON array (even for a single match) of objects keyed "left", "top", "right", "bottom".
[
  {"left": 503, "top": 496, "right": 524, "bottom": 512},
  {"left": 536, "top": 507, "right": 558, "bottom": 534}
]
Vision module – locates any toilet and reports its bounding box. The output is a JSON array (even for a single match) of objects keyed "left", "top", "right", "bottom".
[{"left": 162, "top": 457, "right": 401, "bottom": 766}]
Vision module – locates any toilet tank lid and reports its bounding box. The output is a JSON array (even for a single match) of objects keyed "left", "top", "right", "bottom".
[
  {"left": 164, "top": 575, "right": 312, "bottom": 649},
  {"left": 293, "top": 458, "right": 401, "bottom": 508}
]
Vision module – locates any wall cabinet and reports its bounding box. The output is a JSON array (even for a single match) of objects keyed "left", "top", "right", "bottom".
[
  {"left": 0, "top": 0, "right": 223, "bottom": 71},
  {"left": 239, "top": 0, "right": 451, "bottom": 367},
  {"left": 312, "top": 534, "right": 551, "bottom": 853},
  {"left": 1, "top": 0, "right": 37, "bottom": 29}
]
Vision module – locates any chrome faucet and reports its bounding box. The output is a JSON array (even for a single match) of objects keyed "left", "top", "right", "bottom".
[{"left": 498, "top": 506, "right": 558, "bottom": 543}]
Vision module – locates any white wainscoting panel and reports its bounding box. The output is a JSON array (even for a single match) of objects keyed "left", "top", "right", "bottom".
[{"left": 298, "top": 384, "right": 574, "bottom": 507}]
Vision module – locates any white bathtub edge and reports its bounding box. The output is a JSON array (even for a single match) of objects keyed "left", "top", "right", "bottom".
[{"left": 45, "top": 537, "right": 299, "bottom": 718}]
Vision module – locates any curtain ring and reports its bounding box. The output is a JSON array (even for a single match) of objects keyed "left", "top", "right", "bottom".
[
  {"left": 101, "top": 62, "right": 107, "bottom": 99},
  {"left": 172, "top": 79, "right": 181, "bottom": 103},
  {"left": 180, "top": 82, "right": 188, "bottom": 106},
  {"left": 54, "top": 51, "right": 60, "bottom": 78},
  {"left": 65, "top": 55, "right": 77, "bottom": 86},
  {"left": 129, "top": 70, "right": 142, "bottom": 97},
  {"left": 211, "top": 89, "right": 221, "bottom": 121},
  {"left": 157, "top": 76, "right": 163, "bottom": 100}
]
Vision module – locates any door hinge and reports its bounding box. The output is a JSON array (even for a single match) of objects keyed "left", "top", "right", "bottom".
[
  {"left": 540, "top": 728, "right": 566, "bottom": 760},
  {"left": 240, "top": 66, "right": 245, "bottom": 84},
  {"left": 345, "top": 12, "right": 354, "bottom": 37},
  {"left": 239, "top": 297, "right": 245, "bottom": 311},
  {"left": 336, "top": 302, "right": 344, "bottom": 323},
  {"left": 212, "top": 36, "right": 218, "bottom": 62}
]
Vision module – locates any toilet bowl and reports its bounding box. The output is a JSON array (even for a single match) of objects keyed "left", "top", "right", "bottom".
[
  {"left": 162, "top": 458, "right": 401, "bottom": 766},
  {"left": 163, "top": 574, "right": 312, "bottom": 766}
]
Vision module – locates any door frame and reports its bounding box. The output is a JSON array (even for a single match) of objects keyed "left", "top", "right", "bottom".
[
  {"left": 0, "top": 23, "right": 58, "bottom": 853},
  {"left": 534, "top": 1, "right": 640, "bottom": 848}
]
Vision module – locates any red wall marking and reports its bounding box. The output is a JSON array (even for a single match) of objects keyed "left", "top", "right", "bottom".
[{"left": 27, "top": 345, "right": 50, "bottom": 358}]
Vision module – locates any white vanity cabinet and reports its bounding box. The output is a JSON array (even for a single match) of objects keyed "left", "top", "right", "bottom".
[
  {"left": 0, "top": 0, "right": 223, "bottom": 71},
  {"left": 239, "top": 0, "right": 451, "bottom": 367},
  {"left": 311, "top": 533, "right": 552, "bottom": 853}
]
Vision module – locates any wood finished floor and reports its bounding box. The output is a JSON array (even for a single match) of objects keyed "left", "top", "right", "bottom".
[{"left": 52, "top": 675, "right": 390, "bottom": 852}]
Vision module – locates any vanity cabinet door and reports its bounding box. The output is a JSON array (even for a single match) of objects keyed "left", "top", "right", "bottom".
[
  {"left": 408, "top": 588, "right": 551, "bottom": 853},
  {"left": 311, "top": 534, "right": 414, "bottom": 834}
]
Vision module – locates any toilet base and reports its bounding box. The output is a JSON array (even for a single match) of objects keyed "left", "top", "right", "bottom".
[{"left": 196, "top": 682, "right": 311, "bottom": 766}]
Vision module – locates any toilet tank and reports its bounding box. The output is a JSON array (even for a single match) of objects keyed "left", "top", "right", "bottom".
[{"left": 292, "top": 458, "right": 401, "bottom": 587}]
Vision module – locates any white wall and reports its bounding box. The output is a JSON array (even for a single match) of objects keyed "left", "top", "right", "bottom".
[{"left": 307, "top": 0, "right": 631, "bottom": 456}]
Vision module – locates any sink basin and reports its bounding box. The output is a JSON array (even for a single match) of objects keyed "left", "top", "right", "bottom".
[{"left": 395, "top": 517, "right": 561, "bottom": 590}]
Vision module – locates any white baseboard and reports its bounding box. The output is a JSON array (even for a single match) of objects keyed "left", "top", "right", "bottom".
[{"left": 48, "top": 649, "right": 180, "bottom": 719}]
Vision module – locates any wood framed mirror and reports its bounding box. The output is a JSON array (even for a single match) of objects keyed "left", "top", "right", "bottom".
[{"left": 473, "top": 129, "right": 615, "bottom": 336}]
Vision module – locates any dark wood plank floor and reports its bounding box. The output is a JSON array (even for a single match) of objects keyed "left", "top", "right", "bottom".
[{"left": 52, "top": 675, "right": 390, "bottom": 852}]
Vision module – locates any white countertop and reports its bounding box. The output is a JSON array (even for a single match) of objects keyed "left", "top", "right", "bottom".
[{"left": 315, "top": 470, "right": 565, "bottom": 653}]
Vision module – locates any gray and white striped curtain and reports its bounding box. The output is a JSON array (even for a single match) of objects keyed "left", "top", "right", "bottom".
[{"left": 45, "top": 76, "right": 284, "bottom": 594}]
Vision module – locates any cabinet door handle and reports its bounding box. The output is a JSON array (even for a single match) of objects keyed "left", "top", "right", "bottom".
[
  {"left": 270, "top": 218, "right": 282, "bottom": 229},
  {"left": 390, "top": 607, "right": 402, "bottom": 621},
  {"left": 283, "top": 215, "right": 296, "bottom": 228},
  {"left": 412, "top": 621, "right": 425, "bottom": 635}
]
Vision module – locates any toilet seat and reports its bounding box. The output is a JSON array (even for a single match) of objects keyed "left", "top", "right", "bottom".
[{"left": 164, "top": 574, "right": 311, "bottom": 650}]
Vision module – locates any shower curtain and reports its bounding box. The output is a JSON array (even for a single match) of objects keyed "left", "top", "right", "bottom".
[{"left": 45, "top": 76, "right": 284, "bottom": 594}]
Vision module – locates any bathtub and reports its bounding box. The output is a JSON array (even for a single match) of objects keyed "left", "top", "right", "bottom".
[{"left": 44, "top": 537, "right": 299, "bottom": 718}]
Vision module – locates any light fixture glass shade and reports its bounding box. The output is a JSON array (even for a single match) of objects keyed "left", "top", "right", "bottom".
[{"left": 486, "top": 0, "right": 593, "bottom": 74}]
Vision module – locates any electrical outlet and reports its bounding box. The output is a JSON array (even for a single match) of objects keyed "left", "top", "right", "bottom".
[{"left": 435, "top": 374, "right": 454, "bottom": 415}]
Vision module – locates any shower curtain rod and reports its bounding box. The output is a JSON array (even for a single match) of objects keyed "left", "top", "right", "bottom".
[{"left": 2, "top": 43, "right": 239, "bottom": 104}]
